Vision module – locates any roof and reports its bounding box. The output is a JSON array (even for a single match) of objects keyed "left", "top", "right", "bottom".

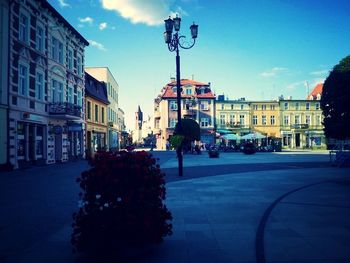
[
  {"left": 85, "top": 72, "right": 109, "bottom": 104},
  {"left": 307, "top": 83, "right": 323, "bottom": 100},
  {"left": 161, "top": 79, "right": 216, "bottom": 99},
  {"left": 41, "top": 0, "right": 89, "bottom": 46}
]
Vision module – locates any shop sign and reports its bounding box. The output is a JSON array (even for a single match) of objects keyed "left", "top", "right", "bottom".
[
  {"left": 68, "top": 123, "right": 82, "bottom": 131},
  {"left": 21, "top": 112, "right": 45, "bottom": 123}
]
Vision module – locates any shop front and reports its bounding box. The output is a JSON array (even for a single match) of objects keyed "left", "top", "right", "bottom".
[{"left": 86, "top": 124, "right": 107, "bottom": 158}]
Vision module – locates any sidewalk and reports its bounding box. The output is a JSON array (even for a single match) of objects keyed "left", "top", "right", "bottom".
[{"left": 2, "top": 153, "right": 350, "bottom": 263}]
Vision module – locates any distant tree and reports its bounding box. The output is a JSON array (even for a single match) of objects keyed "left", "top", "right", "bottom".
[
  {"left": 321, "top": 55, "right": 350, "bottom": 140},
  {"left": 174, "top": 118, "right": 200, "bottom": 142}
]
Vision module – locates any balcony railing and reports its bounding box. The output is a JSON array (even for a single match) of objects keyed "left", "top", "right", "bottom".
[
  {"left": 48, "top": 102, "right": 82, "bottom": 118},
  {"left": 291, "top": 124, "right": 309, "bottom": 129}
]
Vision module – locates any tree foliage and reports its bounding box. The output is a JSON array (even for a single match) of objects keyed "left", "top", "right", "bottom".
[
  {"left": 321, "top": 55, "right": 350, "bottom": 139},
  {"left": 174, "top": 118, "right": 201, "bottom": 142}
]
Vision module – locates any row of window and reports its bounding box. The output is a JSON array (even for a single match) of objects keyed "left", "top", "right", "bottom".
[
  {"left": 282, "top": 115, "right": 322, "bottom": 126},
  {"left": 172, "top": 87, "right": 206, "bottom": 95},
  {"left": 220, "top": 115, "right": 246, "bottom": 125},
  {"left": 19, "top": 13, "right": 83, "bottom": 76},
  {"left": 18, "top": 63, "right": 82, "bottom": 105},
  {"left": 219, "top": 102, "right": 320, "bottom": 111},
  {"left": 108, "top": 108, "right": 119, "bottom": 124},
  {"left": 87, "top": 101, "right": 105, "bottom": 123},
  {"left": 169, "top": 100, "right": 209, "bottom": 111},
  {"left": 169, "top": 118, "right": 210, "bottom": 128},
  {"left": 108, "top": 84, "right": 118, "bottom": 102}
]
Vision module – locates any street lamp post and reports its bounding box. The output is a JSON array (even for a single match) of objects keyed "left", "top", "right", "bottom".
[{"left": 164, "top": 15, "right": 198, "bottom": 177}]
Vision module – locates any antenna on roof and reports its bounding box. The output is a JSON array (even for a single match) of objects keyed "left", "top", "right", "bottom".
[{"left": 304, "top": 81, "right": 309, "bottom": 98}]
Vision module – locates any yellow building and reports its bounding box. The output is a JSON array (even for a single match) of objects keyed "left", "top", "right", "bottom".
[
  {"left": 250, "top": 100, "right": 280, "bottom": 138},
  {"left": 85, "top": 72, "right": 109, "bottom": 157}
]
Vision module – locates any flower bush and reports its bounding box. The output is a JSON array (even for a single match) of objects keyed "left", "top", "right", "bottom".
[{"left": 71, "top": 151, "right": 172, "bottom": 256}]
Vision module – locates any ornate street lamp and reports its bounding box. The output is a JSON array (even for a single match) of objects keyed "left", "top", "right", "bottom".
[{"left": 164, "top": 15, "right": 198, "bottom": 177}]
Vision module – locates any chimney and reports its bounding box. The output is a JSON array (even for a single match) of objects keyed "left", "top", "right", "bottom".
[{"left": 170, "top": 77, "right": 175, "bottom": 82}]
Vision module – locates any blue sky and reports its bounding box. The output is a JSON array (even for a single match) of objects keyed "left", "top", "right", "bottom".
[{"left": 49, "top": 0, "right": 350, "bottom": 130}]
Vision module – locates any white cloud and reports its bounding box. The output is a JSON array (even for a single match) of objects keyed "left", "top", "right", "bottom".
[
  {"left": 89, "top": 40, "right": 107, "bottom": 51},
  {"left": 101, "top": 0, "right": 185, "bottom": 26},
  {"left": 260, "top": 67, "right": 288, "bottom": 78},
  {"left": 286, "top": 81, "right": 305, "bottom": 90},
  {"left": 309, "top": 69, "right": 329, "bottom": 76},
  {"left": 58, "top": 0, "right": 70, "bottom": 7},
  {"left": 99, "top": 22, "right": 108, "bottom": 30},
  {"left": 79, "top": 17, "right": 94, "bottom": 25}
]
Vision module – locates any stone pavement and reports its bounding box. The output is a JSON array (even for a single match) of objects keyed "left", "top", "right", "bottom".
[{"left": 1, "top": 151, "right": 349, "bottom": 263}]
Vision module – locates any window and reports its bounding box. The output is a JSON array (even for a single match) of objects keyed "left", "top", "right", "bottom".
[
  {"left": 295, "top": 115, "right": 300, "bottom": 124},
  {"left": 270, "top": 115, "right": 275, "bottom": 125},
  {"left": 253, "top": 105, "right": 258, "bottom": 110},
  {"left": 95, "top": 105, "right": 99, "bottom": 122},
  {"left": 68, "top": 86, "right": 73, "bottom": 103},
  {"left": 169, "top": 101, "right": 177, "bottom": 110},
  {"left": 186, "top": 88, "right": 192, "bottom": 95},
  {"left": 315, "top": 103, "right": 320, "bottom": 110},
  {"left": 18, "top": 64, "right": 28, "bottom": 96},
  {"left": 101, "top": 108, "right": 105, "bottom": 123},
  {"left": 295, "top": 102, "right": 300, "bottom": 110},
  {"left": 253, "top": 115, "right": 258, "bottom": 125},
  {"left": 200, "top": 101, "right": 209, "bottom": 110},
  {"left": 316, "top": 115, "right": 321, "bottom": 125},
  {"left": 239, "top": 115, "right": 245, "bottom": 125},
  {"left": 270, "top": 105, "right": 275, "bottom": 110},
  {"left": 306, "top": 115, "right": 311, "bottom": 125},
  {"left": 231, "top": 104, "right": 234, "bottom": 110},
  {"left": 262, "top": 115, "right": 267, "bottom": 125},
  {"left": 220, "top": 114, "right": 225, "bottom": 126},
  {"left": 51, "top": 37, "right": 63, "bottom": 63},
  {"left": 169, "top": 118, "right": 177, "bottom": 128},
  {"left": 221, "top": 104, "right": 224, "bottom": 110},
  {"left": 58, "top": 82, "right": 63, "bottom": 102},
  {"left": 35, "top": 72, "right": 44, "bottom": 100},
  {"left": 172, "top": 87, "right": 177, "bottom": 93},
  {"left": 284, "top": 115, "right": 289, "bottom": 125},
  {"left": 306, "top": 102, "right": 310, "bottom": 110},
  {"left": 19, "top": 13, "right": 29, "bottom": 43},
  {"left": 68, "top": 49, "right": 73, "bottom": 70},
  {"left": 87, "top": 101, "right": 91, "bottom": 119},
  {"left": 201, "top": 118, "right": 209, "bottom": 127},
  {"left": 262, "top": 105, "right": 266, "bottom": 110},
  {"left": 229, "top": 114, "right": 235, "bottom": 125},
  {"left": 77, "top": 90, "right": 82, "bottom": 107},
  {"left": 240, "top": 104, "right": 244, "bottom": 110},
  {"left": 77, "top": 56, "right": 82, "bottom": 76},
  {"left": 36, "top": 26, "right": 44, "bottom": 52},
  {"left": 51, "top": 80, "right": 63, "bottom": 102},
  {"left": 284, "top": 102, "right": 288, "bottom": 110}
]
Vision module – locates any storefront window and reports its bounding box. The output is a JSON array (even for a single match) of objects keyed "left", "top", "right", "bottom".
[{"left": 36, "top": 126, "right": 43, "bottom": 157}]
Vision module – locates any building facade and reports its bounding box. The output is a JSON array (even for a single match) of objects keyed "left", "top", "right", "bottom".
[
  {"left": 85, "top": 67, "right": 121, "bottom": 151},
  {"left": 154, "top": 78, "right": 216, "bottom": 149},
  {"left": 250, "top": 100, "right": 280, "bottom": 138},
  {"left": 7, "top": 0, "right": 89, "bottom": 168},
  {"left": 0, "top": 0, "right": 9, "bottom": 167},
  {"left": 215, "top": 96, "right": 251, "bottom": 136},
  {"left": 85, "top": 72, "right": 109, "bottom": 158}
]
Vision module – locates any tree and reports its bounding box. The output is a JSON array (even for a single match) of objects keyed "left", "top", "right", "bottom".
[
  {"left": 321, "top": 55, "right": 350, "bottom": 140},
  {"left": 174, "top": 118, "right": 200, "bottom": 142}
]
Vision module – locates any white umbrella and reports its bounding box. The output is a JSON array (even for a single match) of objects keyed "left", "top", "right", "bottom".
[{"left": 241, "top": 132, "right": 266, "bottom": 140}]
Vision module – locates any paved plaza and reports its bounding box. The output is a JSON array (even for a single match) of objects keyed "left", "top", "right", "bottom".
[{"left": 0, "top": 151, "right": 349, "bottom": 262}]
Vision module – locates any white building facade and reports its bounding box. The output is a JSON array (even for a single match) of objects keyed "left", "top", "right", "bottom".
[
  {"left": 7, "top": 0, "right": 89, "bottom": 168},
  {"left": 85, "top": 67, "right": 122, "bottom": 151}
]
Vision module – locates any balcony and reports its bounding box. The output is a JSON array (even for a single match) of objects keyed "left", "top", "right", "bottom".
[
  {"left": 48, "top": 102, "right": 83, "bottom": 120},
  {"left": 292, "top": 124, "right": 309, "bottom": 129}
]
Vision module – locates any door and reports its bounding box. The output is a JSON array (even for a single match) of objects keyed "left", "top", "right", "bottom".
[
  {"left": 55, "top": 133, "right": 62, "bottom": 161},
  {"left": 295, "top": 133, "right": 300, "bottom": 148}
]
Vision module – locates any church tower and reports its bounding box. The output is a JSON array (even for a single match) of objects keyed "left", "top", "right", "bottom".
[{"left": 133, "top": 106, "right": 143, "bottom": 144}]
